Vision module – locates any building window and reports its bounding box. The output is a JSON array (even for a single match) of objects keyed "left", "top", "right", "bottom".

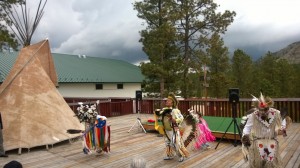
[
  {"left": 117, "top": 83, "right": 123, "bottom": 89},
  {"left": 96, "top": 84, "right": 103, "bottom": 90}
]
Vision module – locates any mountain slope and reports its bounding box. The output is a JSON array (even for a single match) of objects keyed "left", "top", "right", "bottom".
[{"left": 273, "top": 41, "right": 300, "bottom": 64}]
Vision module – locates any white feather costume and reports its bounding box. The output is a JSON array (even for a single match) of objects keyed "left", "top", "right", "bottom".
[{"left": 242, "top": 93, "right": 283, "bottom": 168}]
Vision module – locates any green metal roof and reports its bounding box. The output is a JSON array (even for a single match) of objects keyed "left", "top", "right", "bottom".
[{"left": 0, "top": 52, "right": 144, "bottom": 83}]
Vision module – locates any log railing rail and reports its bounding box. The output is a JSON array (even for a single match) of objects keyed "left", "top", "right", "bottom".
[{"left": 65, "top": 97, "right": 300, "bottom": 122}]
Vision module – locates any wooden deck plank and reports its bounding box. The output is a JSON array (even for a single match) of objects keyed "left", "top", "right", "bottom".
[
  {"left": 0, "top": 114, "right": 299, "bottom": 168},
  {"left": 285, "top": 144, "right": 300, "bottom": 168}
]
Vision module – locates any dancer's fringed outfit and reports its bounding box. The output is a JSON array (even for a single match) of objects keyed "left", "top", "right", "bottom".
[
  {"left": 155, "top": 93, "right": 188, "bottom": 162},
  {"left": 242, "top": 93, "right": 283, "bottom": 168},
  {"left": 194, "top": 115, "right": 215, "bottom": 150}
]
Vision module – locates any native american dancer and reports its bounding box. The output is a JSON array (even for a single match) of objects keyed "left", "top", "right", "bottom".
[
  {"left": 278, "top": 107, "right": 292, "bottom": 137},
  {"left": 154, "top": 93, "right": 189, "bottom": 162},
  {"left": 81, "top": 115, "right": 110, "bottom": 154},
  {"left": 67, "top": 102, "right": 110, "bottom": 155},
  {"left": 241, "top": 93, "right": 283, "bottom": 168},
  {"left": 194, "top": 111, "right": 215, "bottom": 150}
]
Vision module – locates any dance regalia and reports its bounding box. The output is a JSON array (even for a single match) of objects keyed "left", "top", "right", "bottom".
[
  {"left": 243, "top": 108, "right": 282, "bottom": 168},
  {"left": 194, "top": 118, "right": 215, "bottom": 150},
  {"left": 82, "top": 116, "right": 110, "bottom": 154},
  {"left": 155, "top": 107, "right": 189, "bottom": 160},
  {"left": 154, "top": 110, "right": 164, "bottom": 135}
]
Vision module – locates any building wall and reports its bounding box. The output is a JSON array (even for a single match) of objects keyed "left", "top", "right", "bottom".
[{"left": 57, "top": 83, "right": 141, "bottom": 98}]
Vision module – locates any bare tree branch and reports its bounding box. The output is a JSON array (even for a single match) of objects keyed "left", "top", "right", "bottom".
[{"left": 1, "top": 0, "right": 47, "bottom": 47}]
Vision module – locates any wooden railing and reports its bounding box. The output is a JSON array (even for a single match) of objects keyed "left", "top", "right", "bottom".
[
  {"left": 65, "top": 97, "right": 300, "bottom": 123},
  {"left": 65, "top": 97, "right": 133, "bottom": 117}
]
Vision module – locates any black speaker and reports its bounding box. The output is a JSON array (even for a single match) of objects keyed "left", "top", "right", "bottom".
[
  {"left": 136, "top": 90, "right": 142, "bottom": 101},
  {"left": 229, "top": 88, "right": 239, "bottom": 103}
]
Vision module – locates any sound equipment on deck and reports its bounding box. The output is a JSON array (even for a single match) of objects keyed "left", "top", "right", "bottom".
[
  {"left": 136, "top": 90, "right": 142, "bottom": 101},
  {"left": 215, "top": 88, "right": 242, "bottom": 149},
  {"left": 128, "top": 90, "right": 146, "bottom": 134},
  {"left": 229, "top": 88, "right": 239, "bottom": 103}
]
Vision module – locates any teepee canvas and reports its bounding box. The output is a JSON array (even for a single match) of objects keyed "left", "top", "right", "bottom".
[{"left": 0, "top": 40, "right": 84, "bottom": 152}]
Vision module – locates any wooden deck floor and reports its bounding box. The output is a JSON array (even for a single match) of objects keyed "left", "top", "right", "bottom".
[{"left": 1, "top": 114, "right": 299, "bottom": 168}]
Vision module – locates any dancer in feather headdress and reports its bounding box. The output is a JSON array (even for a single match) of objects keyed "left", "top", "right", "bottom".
[
  {"left": 241, "top": 93, "right": 283, "bottom": 168},
  {"left": 154, "top": 92, "right": 188, "bottom": 162}
]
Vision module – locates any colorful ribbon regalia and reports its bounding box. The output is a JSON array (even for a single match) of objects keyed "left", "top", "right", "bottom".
[{"left": 82, "top": 115, "right": 110, "bottom": 154}]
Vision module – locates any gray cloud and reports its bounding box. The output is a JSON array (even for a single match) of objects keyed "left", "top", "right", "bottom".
[
  {"left": 217, "top": 0, "right": 300, "bottom": 59},
  {"left": 223, "top": 21, "right": 300, "bottom": 59},
  {"left": 28, "top": 0, "right": 300, "bottom": 64},
  {"left": 31, "top": 0, "right": 147, "bottom": 64}
]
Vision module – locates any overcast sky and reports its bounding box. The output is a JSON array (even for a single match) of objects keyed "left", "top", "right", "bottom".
[{"left": 28, "top": 0, "right": 300, "bottom": 64}]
